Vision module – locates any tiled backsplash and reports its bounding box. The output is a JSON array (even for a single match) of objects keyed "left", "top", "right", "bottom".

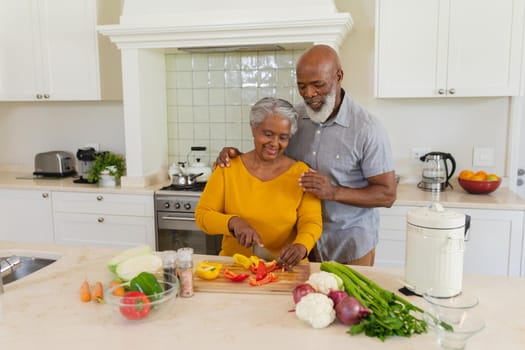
[{"left": 165, "top": 49, "right": 304, "bottom": 167}]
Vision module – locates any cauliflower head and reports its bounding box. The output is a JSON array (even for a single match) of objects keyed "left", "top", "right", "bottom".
[
  {"left": 295, "top": 292, "right": 336, "bottom": 329},
  {"left": 306, "top": 271, "right": 343, "bottom": 294}
]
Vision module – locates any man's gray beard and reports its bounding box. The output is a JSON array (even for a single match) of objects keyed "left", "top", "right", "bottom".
[{"left": 304, "top": 86, "right": 337, "bottom": 124}]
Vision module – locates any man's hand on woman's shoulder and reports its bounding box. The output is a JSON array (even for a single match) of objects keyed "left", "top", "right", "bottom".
[{"left": 213, "top": 147, "right": 242, "bottom": 168}]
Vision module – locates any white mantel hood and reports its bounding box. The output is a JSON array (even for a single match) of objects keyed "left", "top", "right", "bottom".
[
  {"left": 99, "top": 0, "right": 352, "bottom": 50},
  {"left": 98, "top": 0, "right": 352, "bottom": 188}
]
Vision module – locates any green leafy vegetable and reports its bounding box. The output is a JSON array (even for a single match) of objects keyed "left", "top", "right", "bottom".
[{"left": 320, "top": 261, "right": 429, "bottom": 341}]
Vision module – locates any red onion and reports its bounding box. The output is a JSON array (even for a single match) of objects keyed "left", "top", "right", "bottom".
[
  {"left": 335, "top": 297, "right": 372, "bottom": 325},
  {"left": 292, "top": 283, "right": 316, "bottom": 304},
  {"left": 327, "top": 290, "right": 348, "bottom": 305}
]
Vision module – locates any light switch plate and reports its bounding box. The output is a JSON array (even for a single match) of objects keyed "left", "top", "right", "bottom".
[
  {"left": 85, "top": 143, "right": 100, "bottom": 151},
  {"left": 473, "top": 147, "right": 494, "bottom": 167}
]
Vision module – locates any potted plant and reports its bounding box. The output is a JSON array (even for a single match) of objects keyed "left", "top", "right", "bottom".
[{"left": 87, "top": 152, "right": 126, "bottom": 187}]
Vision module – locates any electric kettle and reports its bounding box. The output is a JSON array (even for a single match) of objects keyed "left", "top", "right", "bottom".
[{"left": 417, "top": 152, "right": 456, "bottom": 191}]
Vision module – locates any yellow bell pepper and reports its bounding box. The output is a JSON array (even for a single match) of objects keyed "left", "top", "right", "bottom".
[
  {"left": 232, "top": 253, "right": 253, "bottom": 269},
  {"left": 196, "top": 261, "right": 223, "bottom": 280}
]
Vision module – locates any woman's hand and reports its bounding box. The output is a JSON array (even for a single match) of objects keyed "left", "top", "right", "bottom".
[
  {"left": 278, "top": 243, "right": 307, "bottom": 267},
  {"left": 213, "top": 147, "right": 242, "bottom": 168},
  {"left": 228, "top": 217, "right": 263, "bottom": 248}
]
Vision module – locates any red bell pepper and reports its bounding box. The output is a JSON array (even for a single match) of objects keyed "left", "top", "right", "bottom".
[
  {"left": 249, "top": 272, "right": 279, "bottom": 286},
  {"left": 223, "top": 269, "right": 250, "bottom": 282},
  {"left": 119, "top": 291, "right": 151, "bottom": 320},
  {"left": 255, "top": 260, "right": 268, "bottom": 281},
  {"left": 264, "top": 260, "right": 278, "bottom": 273}
]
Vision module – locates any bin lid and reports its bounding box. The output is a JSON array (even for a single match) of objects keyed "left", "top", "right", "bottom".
[{"left": 407, "top": 202, "right": 466, "bottom": 229}]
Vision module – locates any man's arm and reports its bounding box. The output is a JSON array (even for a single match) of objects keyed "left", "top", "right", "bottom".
[{"left": 299, "top": 170, "right": 397, "bottom": 208}]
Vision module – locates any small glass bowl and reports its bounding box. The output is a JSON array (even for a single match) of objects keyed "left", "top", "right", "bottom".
[
  {"left": 105, "top": 278, "right": 179, "bottom": 322},
  {"left": 423, "top": 289, "right": 479, "bottom": 325},
  {"left": 424, "top": 311, "right": 485, "bottom": 349}
]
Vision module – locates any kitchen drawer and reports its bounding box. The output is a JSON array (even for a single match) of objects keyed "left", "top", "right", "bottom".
[
  {"left": 52, "top": 192, "right": 154, "bottom": 216},
  {"left": 53, "top": 213, "right": 154, "bottom": 248}
]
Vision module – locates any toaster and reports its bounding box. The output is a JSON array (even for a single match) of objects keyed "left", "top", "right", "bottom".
[{"left": 33, "top": 151, "right": 76, "bottom": 177}]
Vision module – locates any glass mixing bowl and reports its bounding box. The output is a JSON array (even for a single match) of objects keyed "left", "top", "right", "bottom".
[{"left": 423, "top": 289, "right": 484, "bottom": 349}]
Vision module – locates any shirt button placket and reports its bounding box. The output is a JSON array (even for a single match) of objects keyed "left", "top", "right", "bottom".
[{"left": 311, "top": 126, "right": 322, "bottom": 168}]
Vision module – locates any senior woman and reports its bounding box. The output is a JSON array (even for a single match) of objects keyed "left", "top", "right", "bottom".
[{"left": 195, "top": 97, "right": 322, "bottom": 267}]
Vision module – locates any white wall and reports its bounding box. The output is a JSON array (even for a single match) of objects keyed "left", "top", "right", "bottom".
[
  {"left": 0, "top": 0, "right": 512, "bottom": 182},
  {"left": 0, "top": 101, "right": 125, "bottom": 171}
]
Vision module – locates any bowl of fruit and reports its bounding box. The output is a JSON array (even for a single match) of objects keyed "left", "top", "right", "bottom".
[{"left": 457, "top": 170, "right": 502, "bottom": 194}]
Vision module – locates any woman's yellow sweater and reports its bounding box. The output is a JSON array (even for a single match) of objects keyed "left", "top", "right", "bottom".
[{"left": 195, "top": 157, "right": 322, "bottom": 258}]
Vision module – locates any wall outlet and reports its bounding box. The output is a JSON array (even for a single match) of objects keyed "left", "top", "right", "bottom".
[
  {"left": 411, "top": 147, "right": 430, "bottom": 161},
  {"left": 85, "top": 143, "right": 100, "bottom": 151},
  {"left": 473, "top": 147, "right": 494, "bottom": 167}
]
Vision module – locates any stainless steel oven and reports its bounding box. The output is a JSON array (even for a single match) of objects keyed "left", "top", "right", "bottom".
[{"left": 155, "top": 184, "right": 222, "bottom": 255}]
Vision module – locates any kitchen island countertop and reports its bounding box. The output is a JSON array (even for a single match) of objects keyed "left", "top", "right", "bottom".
[{"left": 1, "top": 241, "right": 524, "bottom": 350}]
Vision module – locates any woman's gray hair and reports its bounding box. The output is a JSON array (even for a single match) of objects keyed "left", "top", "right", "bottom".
[{"left": 249, "top": 97, "right": 298, "bottom": 135}]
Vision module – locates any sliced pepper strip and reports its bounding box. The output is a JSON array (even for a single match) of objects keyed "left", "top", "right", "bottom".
[
  {"left": 232, "top": 253, "right": 252, "bottom": 269},
  {"left": 223, "top": 269, "right": 250, "bottom": 282},
  {"left": 255, "top": 260, "right": 268, "bottom": 281},
  {"left": 249, "top": 272, "right": 278, "bottom": 286},
  {"left": 264, "top": 260, "right": 278, "bottom": 273}
]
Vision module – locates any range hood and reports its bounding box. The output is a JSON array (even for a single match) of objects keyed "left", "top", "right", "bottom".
[
  {"left": 178, "top": 45, "right": 285, "bottom": 54},
  {"left": 98, "top": 0, "right": 352, "bottom": 188},
  {"left": 100, "top": 0, "right": 352, "bottom": 50}
]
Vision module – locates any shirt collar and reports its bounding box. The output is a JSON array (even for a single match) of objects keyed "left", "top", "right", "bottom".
[{"left": 313, "top": 88, "right": 351, "bottom": 128}]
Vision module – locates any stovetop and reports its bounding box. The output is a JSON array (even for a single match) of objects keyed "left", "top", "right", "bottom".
[{"left": 159, "top": 182, "right": 206, "bottom": 192}]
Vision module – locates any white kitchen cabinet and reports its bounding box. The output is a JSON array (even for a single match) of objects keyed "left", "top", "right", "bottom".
[
  {"left": 375, "top": 0, "right": 525, "bottom": 98},
  {"left": 0, "top": 0, "right": 121, "bottom": 101},
  {"left": 376, "top": 206, "right": 410, "bottom": 269},
  {"left": 377, "top": 205, "right": 524, "bottom": 276},
  {"left": 0, "top": 189, "right": 54, "bottom": 244},
  {"left": 52, "top": 191, "right": 155, "bottom": 248}
]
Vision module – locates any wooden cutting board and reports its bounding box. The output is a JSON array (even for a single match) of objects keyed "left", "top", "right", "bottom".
[{"left": 193, "top": 257, "right": 311, "bottom": 295}]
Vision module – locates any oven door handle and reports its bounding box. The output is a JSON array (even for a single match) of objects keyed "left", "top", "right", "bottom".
[{"left": 160, "top": 216, "right": 195, "bottom": 221}]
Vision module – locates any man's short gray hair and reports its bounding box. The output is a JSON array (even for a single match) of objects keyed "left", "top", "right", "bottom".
[{"left": 249, "top": 97, "right": 298, "bottom": 135}]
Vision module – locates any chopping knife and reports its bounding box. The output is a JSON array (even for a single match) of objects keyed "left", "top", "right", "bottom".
[{"left": 252, "top": 244, "right": 293, "bottom": 271}]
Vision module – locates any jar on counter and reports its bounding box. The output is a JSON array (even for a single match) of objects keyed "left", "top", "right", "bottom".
[
  {"left": 161, "top": 250, "right": 177, "bottom": 283},
  {"left": 176, "top": 247, "right": 194, "bottom": 297}
]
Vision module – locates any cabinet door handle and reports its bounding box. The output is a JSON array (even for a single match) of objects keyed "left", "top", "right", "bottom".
[
  {"left": 96, "top": 195, "right": 103, "bottom": 201},
  {"left": 36, "top": 94, "right": 43, "bottom": 99},
  {"left": 97, "top": 217, "right": 104, "bottom": 223},
  {"left": 42, "top": 193, "right": 49, "bottom": 198},
  {"left": 438, "top": 89, "right": 446, "bottom": 95},
  {"left": 43, "top": 94, "right": 50, "bottom": 99},
  {"left": 448, "top": 88, "right": 456, "bottom": 95}
]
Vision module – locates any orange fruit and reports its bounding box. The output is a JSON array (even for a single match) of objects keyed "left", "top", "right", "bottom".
[
  {"left": 474, "top": 170, "right": 487, "bottom": 178},
  {"left": 473, "top": 171, "right": 487, "bottom": 180},
  {"left": 470, "top": 174, "right": 486, "bottom": 181},
  {"left": 458, "top": 170, "right": 474, "bottom": 180}
]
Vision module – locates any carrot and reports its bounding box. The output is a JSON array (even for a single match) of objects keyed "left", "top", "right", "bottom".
[
  {"left": 92, "top": 281, "right": 104, "bottom": 303},
  {"left": 80, "top": 280, "right": 91, "bottom": 302},
  {"left": 110, "top": 280, "right": 125, "bottom": 296}
]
